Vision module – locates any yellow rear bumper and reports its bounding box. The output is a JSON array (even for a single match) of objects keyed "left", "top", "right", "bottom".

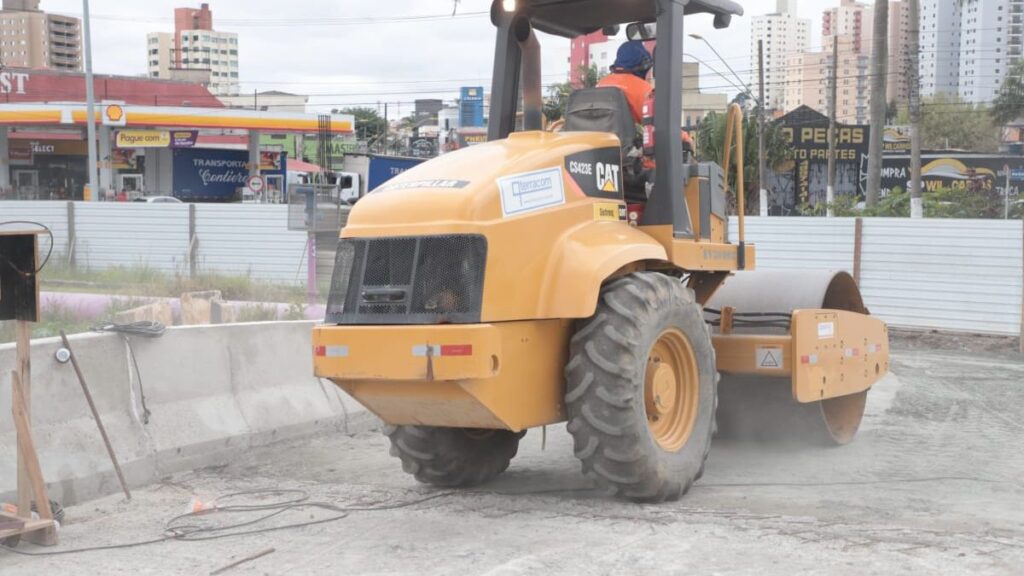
[{"left": 312, "top": 320, "right": 571, "bottom": 431}]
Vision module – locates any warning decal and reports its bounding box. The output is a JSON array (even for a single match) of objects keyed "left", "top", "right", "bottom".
[{"left": 756, "top": 347, "right": 785, "bottom": 370}]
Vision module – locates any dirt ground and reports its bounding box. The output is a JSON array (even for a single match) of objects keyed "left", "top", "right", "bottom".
[{"left": 3, "top": 334, "right": 1023, "bottom": 575}]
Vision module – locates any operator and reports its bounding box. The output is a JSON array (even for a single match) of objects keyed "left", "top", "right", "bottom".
[{"left": 596, "top": 40, "right": 653, "bottom": 123}]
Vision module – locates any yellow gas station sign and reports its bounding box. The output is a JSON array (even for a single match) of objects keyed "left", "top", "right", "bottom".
[{"left": 115, "top": 130, "right": 171, "bottom": 148}]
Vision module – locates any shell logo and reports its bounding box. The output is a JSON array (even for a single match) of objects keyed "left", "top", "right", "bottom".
[{"left": 105, "top": 104, "right": 124, "bottom": 122}]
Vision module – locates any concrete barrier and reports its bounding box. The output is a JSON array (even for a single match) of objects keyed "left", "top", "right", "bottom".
[{"left": 0, "top": 321, "right": 371, "bottom": 506}]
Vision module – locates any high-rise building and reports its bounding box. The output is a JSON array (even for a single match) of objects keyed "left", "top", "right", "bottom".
[
  {"left": 959, "top": 0, "right": 1023, "bottom": 104},
  {"left": 146, "top": 3, "right": 239, "bottom": 96},
  {"left": 784, "top": 35, "right": 871, "bottom": 124},
  {"left": 919, "top": 0, "right": 962, "bottom": 98},
  {"left": 888, "top": 0, "right": 912, "bottom": 104},
  {"left": 822, "top": 0, "right": 873, "bottom": 55},
  {"left": 0, "top": 0, "right": 81, "bottom": 71},
  {"left": 750, "top": 0, "right": 811, "bottom": 111}
]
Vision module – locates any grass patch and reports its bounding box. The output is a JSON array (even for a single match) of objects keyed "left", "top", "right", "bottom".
[
  {"left": 0, "top": 301, "right": 94, "bottom": 345},
  {"left": 40, "top": 262, "right": 308, "bottom": 303}
]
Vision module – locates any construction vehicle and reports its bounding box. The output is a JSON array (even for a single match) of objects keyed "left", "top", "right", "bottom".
[{"left": 312, "top": 0, "right": 890, "bottom": 502}]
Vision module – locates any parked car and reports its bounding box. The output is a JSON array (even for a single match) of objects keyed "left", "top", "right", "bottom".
[{"left": 133, "top": 196, "right": 182, "bottom": 204}]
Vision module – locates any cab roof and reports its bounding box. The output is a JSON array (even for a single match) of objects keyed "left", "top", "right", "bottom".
[{"left": 490, "top": 0, "right": 744, "bottom": 37}]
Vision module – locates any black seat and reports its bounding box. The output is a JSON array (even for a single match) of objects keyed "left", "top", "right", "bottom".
[
  {"left": 563, "top": 87, "right": 636, "bottom": 153},
  {"left": 564, "top": 87, "right": 647, "bottom": 202}
]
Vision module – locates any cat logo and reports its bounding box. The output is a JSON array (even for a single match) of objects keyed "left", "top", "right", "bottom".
[{"left": 596, "top": 162, "right": 620, "bottom": 193}]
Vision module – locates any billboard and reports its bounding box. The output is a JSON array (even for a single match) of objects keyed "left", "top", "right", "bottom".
[
  {"left": 878, "top": 154, "right": 1024, "bottom": 197},
  {"left": 460, "top": 86, "right": 485, "bottom": 128},
  {"left": 172, "top": 149, "right": 250, "bottom": 201}
]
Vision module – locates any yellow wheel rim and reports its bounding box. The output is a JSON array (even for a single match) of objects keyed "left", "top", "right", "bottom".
[{"left": 644, "top": 328, "right": 700, "bottom": 452}]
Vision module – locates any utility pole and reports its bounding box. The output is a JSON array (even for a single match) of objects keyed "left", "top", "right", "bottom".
[
  {"left": 865, "top": 0, "right": 890, "bottom": 207},
  {"left": 908, "top": 0, "right": 923, "bottom": 218},
  {"left": 827, "top": 35, "right": 839, "bottom": 217},
  {"left": 383, "top": 103, "right": 389, "bottom": 154},
  {"left": 82, "top": 0, "right": 99, "bottom": 201},
  {"left": 758, "top": 39, "right": 767, "bottom": 217}
]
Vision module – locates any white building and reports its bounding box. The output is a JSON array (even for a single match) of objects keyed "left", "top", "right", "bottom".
[
  {"left": 145, "top": 4, "right": 239, "bottom": 97},
  {"left": 589, "top": 36, "right": 625, "bottom": 76},
  {"left": 919, "top": 0, "right": 962, "bottom": 98},
  {"left": 959, "top": 0, "right": 1023, "bottom": 104},
  {"left": 750, "top": 0, "right": 811, "bottom": 111}
]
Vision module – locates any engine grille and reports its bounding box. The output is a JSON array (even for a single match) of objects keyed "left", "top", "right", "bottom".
[{"left": 325, "top": 235, "right": 487, "bottom": 324}]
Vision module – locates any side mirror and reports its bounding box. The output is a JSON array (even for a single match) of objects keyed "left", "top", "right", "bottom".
[{"left": 625, "top": 22, "right": 656, "bottom": 41}]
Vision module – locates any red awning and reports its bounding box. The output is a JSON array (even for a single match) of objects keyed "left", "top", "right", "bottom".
[{"left": 287, "top": 158, "right": 322, "bottom": 173}]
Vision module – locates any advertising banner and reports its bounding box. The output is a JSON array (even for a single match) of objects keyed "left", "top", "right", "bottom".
[
  {"left": 116, "top": 130, "right": 198, "bottom": 148},
  {"left": 882, "top": 126, "right": 911, "bottom": 152},
  {"left": 879, "top": 154, "right": 1024, "bottom": 196},
  {"left": 173, "top": 148, "right": 250, "bottom": 201}
]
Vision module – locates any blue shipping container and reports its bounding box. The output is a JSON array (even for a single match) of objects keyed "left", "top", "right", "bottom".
[{"left": 367, "top": 155, "right": 425, "bottom": 191}]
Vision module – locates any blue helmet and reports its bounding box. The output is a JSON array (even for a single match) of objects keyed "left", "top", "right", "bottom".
[{"left": 611, "top": 41, "right": 653, "bottom": 79}]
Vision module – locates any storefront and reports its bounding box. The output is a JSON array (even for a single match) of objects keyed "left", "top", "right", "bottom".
[{"left": 0, "top": 67, "right": 353, "bottom": 202}]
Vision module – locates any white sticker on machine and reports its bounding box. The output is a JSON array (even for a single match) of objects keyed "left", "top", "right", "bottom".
[
  {"left": 818, "top": 321, "right": 835, "bottom": 339},
  {"left": 756, "top": 346, "right": 784, "bottom": 370},
  {"left": 497, "top": 166, "right": 565, "bottom": 217}
]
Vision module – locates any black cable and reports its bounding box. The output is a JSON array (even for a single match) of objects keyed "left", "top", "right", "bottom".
[{"left": 0, "top": 220, "right": 54, "bottom": 274}]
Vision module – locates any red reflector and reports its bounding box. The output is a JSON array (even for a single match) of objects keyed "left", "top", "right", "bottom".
[
  {"left": 440, "top": 344, "right": 473, "bottom": 357},
  {"left": 314, "top": 345, "right": 326, "bottom": 357},
  {"left": 800, "top": 355, "right": 810, "bottom": 365}
]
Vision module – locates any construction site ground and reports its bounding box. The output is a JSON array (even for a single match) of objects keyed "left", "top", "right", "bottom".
[{"left": 3, "top": 332, "right": 1023, "bottom": 575}]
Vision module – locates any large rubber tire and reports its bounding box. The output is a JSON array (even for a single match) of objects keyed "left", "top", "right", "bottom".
[
  {"left": 565, "top": 272, "right": 717, "bottom": 502},
  {"left": 385, "top": 425, "right": 524, "bottom": 487}
]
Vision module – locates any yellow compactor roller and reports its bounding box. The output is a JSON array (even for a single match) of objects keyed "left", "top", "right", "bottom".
[{"left": 313, "top": 0, "right": 890, "bottom": 502}]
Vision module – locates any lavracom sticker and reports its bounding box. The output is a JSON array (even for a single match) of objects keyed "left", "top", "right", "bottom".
[
  {"left": 498, "top": 166, "right": 565, "bottom": 217},
  {"left": 756, "top": 346, "right": 784, "bottom": 370},
  {"left": 564, "top": 148, "right": 623, "bottom": 200},
  {"left": 376, "top": 179, "right": 470, "bottom": 192},
  {"left": 818, "top": 321, "right": 835, "bottom": 340}
]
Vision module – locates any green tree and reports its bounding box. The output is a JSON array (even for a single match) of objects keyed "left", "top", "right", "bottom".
[
  {"left": 991, "top": 59, "right": 1024, "bottom": 125},
  {"left": 334, "top": 106, "right": 387, "bottom": 144},
  {"left": 694, "top": 109, "right": 788, "bottom": 214},
  {"left": 896, "top": 93, "right": 1000, "bottom": 152},
  {"left": 543, "top": 65, "right": 604, "bottom": 122}
]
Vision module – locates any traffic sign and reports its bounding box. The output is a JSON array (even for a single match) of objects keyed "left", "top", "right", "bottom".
[{"left": 246, "top": 175, "right": 266, "bottom": 195}]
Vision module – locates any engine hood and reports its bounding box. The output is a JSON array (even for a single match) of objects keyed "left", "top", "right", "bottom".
[{"left": 344, "top": 131, "right": 623, "bottom": 235}]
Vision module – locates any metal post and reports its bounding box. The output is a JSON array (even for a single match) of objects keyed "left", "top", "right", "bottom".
[
  {"left": 82, "top": 0, "right": 99, "bottom": 201},
  {"left": 188, "top": 203, "right": 197, "bottom": 278},
  {"left": 1006, "top": 165, "right": 1012, "bottom": 220},
  {"left": 383, "top": 103, "right": 388, "bottom": 154},
  {"left": 827, "top": 35, "right": 839, "bottom": 217},
  {"left": 908, "top": 0, "right": 923, "bottom": 218},
  {"left": 66, "top": 201, "right": 76, "bottom": 269},
  {"left": 758, "top": 39, "right": 767, "bottom": 217}
]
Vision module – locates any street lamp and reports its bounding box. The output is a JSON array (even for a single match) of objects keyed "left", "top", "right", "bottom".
[{"left": 689, "top": 33, "right": 768, "bottom": 216}]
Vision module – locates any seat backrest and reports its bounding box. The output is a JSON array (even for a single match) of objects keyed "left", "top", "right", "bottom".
[{"left": 563, "top": 87, "right": 636, "bottom": 150}]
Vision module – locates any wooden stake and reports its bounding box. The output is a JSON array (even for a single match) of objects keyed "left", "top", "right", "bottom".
[
  {"left": 59, "top": 331, "right": 132, "bottom": 500},
  {"left": 15, "top": 321, "right": 31, "bottom": 521},
  {"left": 11, "top": 370, "right": 57, "bottom": 546}
]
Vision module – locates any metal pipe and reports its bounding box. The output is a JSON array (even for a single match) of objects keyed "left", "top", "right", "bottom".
[{"left": 516, "top": 20, "right": 543, "bottom": 131}]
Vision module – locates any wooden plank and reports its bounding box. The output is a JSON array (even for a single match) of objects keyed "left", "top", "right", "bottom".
[
  {"left": 15, "top": 322, "right": 31, "bottom": 520},
  {"left": 11, "top": 371, "right": 57, "bottom": 546}
]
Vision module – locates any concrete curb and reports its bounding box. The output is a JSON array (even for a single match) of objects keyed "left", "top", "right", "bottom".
[{"left": 0, "top": 321, "right": 371, "bottom": 506}]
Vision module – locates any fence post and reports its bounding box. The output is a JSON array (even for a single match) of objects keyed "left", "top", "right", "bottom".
[
  {"left": 853, "top": 217, "right": 863, "bottom": 286},
  {"left": 66, "top": 201, "right": 76, "bottom": 270},
  {"left": 188, "top": 203, "right": 198, "bottom": 278},
  {"left": 1019, "top": 219, "right": 1023, "bottom": 354}
]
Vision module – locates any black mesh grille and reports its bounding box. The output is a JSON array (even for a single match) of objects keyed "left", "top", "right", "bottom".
[{"left": 325, "top": 235, "right": 487, "bottom": 325}]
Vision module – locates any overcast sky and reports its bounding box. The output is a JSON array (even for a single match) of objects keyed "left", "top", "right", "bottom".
[{"left": 42, "top": 0, "right": 841, "bottom": 114}]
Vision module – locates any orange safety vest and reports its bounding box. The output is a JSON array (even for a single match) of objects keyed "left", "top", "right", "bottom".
[{"left": 596, "top": 72, "right": 652, "bottom": 124}]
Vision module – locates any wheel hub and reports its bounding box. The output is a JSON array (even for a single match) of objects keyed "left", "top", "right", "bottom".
[
  {"left": 646, "top": 361, "right": 678, "bottom": 417},
  {"left": 644, "top": 329, "right": 700, "bottom": 452}
]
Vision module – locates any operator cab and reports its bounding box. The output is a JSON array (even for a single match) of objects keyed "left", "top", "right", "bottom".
[{"left": 488, "top": 0, "right": 743, "bottom": 238}]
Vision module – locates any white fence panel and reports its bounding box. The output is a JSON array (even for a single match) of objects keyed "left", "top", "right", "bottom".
[
  {"left": 194, "top": 204, "right": 308, "bottom": 284},
  {"left": 729, "top": 216, "right": 857, "bottom": 273},
  {"left": 0, "top": 201, "right": 70, "bottom": 261},
  {"left": 860, "top": 218, "right": 1023, "bottom": 334},
  {"left": 74, "top": 203, "right": 190, "bottom": 273}
]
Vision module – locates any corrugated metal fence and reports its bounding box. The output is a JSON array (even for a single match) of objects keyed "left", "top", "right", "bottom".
[
  {"left": 1, "top": 201, "right": 308, "bottom": 284},
  {"left": 2, "top": 202, "right": 1022, "bottom": 335},
  {"left": 731, "top": 217, "right": 1024, "bottom": 335}
]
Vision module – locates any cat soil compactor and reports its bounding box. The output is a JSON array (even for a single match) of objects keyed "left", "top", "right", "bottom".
[{"left": 313, "top": 0, "right": 890, "bottom": 502}]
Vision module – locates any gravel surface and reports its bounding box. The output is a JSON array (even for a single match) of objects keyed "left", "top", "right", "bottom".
[{"left": 2, "top": 338, "right": 1023, "bottom": 575}]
